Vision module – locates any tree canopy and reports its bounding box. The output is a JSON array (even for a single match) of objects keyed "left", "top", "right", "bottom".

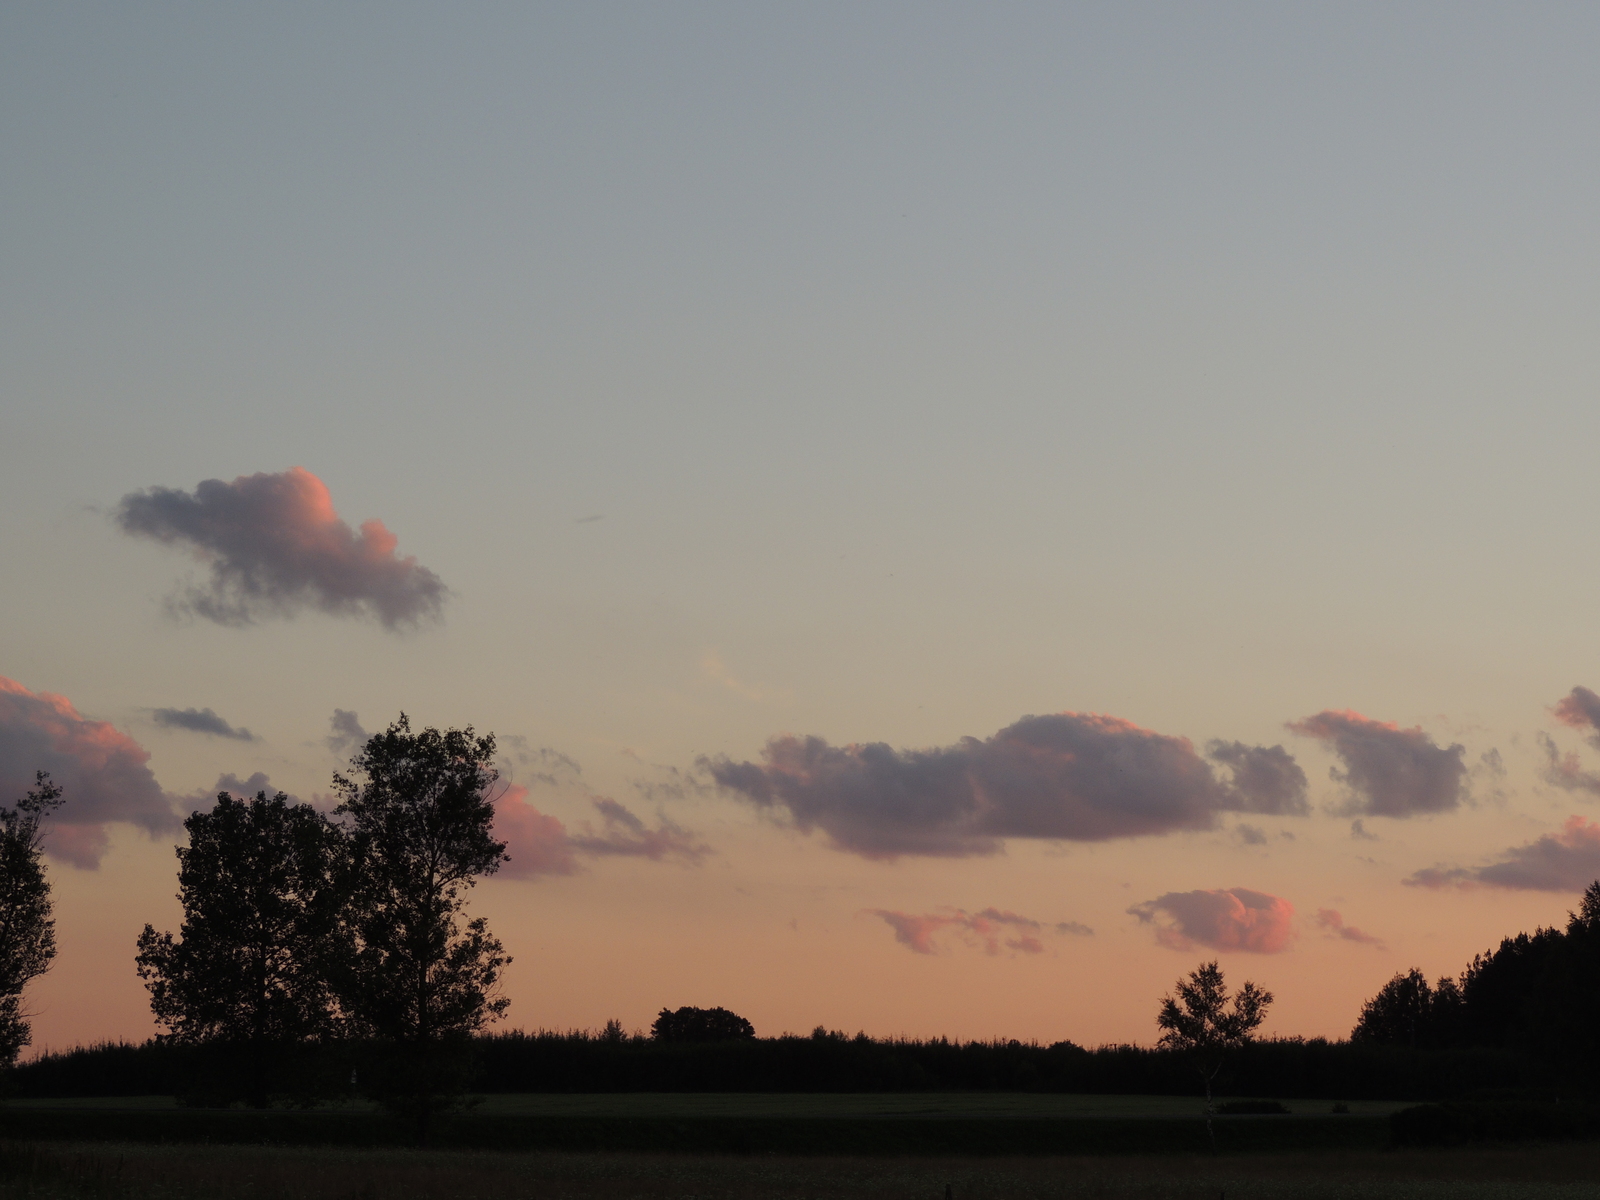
[
  {"left": 134, "top": 790, "right": 347, "bottom": 1104},
  {"left": 0, "top": 772, "right": 63, "bottom": 1068},
  {"left": 331, "top": 715, "right": 511, "bottom": 1131}
]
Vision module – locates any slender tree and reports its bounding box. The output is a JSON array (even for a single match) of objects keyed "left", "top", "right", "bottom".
[
  {"left": 134, "top": 790, "right": 349, "bottom": 1106},
  {"left": 0, "top": 772, "right": 63, "bottom": 1068},
  {"left": 332, "top": 715, "right": 510, "bottom": 1137},
  {"left": 1156, "top": 961, "right": 1273, "bottom": 1149}
]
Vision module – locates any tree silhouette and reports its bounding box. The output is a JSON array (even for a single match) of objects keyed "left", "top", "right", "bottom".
[
  {"left": 332, "top": 715, "right": 510, "bottom": 1138},
  {"left": 0, "top": 772, "right": 63, "bottom": 1068},
  {"left": 651, "top": 1006, "right": 756, "bottom": 1043},
  {"left": 134, "top": 790, "right": 348, "bottom": 1105},
  {"left": 1350, "top": 967, "right": 1463, "bottom": 1049},
  {"left": 1156, "top": 961, "right": 1272, "bottom": 1148}
]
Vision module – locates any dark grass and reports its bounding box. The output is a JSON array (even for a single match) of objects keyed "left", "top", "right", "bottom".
[
  {"left": 0, "top": 1106, "right": 1390, "bottom": 1156},
  {"left": 6, "top": 1140, "right": 1600, "bottom": 1200}
]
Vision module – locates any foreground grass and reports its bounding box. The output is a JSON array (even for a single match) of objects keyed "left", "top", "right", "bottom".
[{"left": 4, "top": 1141, "right": 1600, "bottom": 1200}]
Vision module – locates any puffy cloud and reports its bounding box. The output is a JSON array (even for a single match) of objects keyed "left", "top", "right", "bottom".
[
  {"left": 151, "top": 707, "right": 254, "bottom": 741},
  {"left": 1128, "top": 887, "right": 1295, "bottom": 953},
  {"left": 1405, "top": 816, "right": 1600, "bottom": 893},
  {"left": 491, "top": 786, "right": 708, "bottom": 880},
  {"left": 1205, "top": 742, "right": 1309, "bottom": 816},
  {"left": 1286, "top": 710, "right": 1467, "bottom": 818},
  {"left": 116, "top": 467, "right": 446, "bottom": 629},
  {"left": 1554, "top": 686, "right": 1600, "bottom": 748},
  {"left": 865, "top": 907, "right": 1076, "bottom": 956},
  {"left": 492, "top": 784, "right": 579, "bottom": 879},
  {"left": 704, "top": 713, "right": 1307, "bottom": 860},
  {"left": 0, "top": 677, "right": 179, "bottom": 869},
  {"left": 1236, "top": 824, "right": 1267, "bottom": 845},
  {"left": 1314, "top": 908, "right": 1384, "bottom": 949},
  {"left": 325, "top": 709, "right": 370, "bottom": 757}
]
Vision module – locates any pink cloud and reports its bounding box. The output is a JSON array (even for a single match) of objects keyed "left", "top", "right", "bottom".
[
  {"left": 117, "top": 467, "right": 446, "bottom": 628},
  {"left": 492, "top": 784, "right": 579, "bottom": 879},
  {"left": 865, "top": 906, "right": 1085, "bottom": 956},
  {"left": 1314, "top": 907, "right": 1384, "bottom": 948},
  {"left": 491, "top": 786, "right": 709, "bottom": 879},
  {"left": 1406, "top": 815, "right": 1600, "bottom": 892},
  {"left": 1287, "top": 709, "right": 1467, "bottom": 818},
  {"left": 1128, "top": 887, "right": 1295, "bottom": 954},
  {"left": 0, "top": 677, "right": 178, "bottom": 868}
]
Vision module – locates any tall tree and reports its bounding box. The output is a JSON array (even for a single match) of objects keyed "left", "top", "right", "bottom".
[
  {"left": 332, "top": 715, "right": 510, "bottom": 1136},
  {"left": 1156, "top": 961, "right": 1273, "bottom": 1149},
  {"left": 0, "top": 772, "right": 63, "bottom": 1068},
  {"left": 134, "top": 790, "right": 348, "bottom": 1106}
]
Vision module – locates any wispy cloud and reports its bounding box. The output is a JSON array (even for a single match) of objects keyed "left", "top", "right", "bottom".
[
  {"left": 152, "top": 706, "right": 254, "bottom": 741},
  {"left": 492, "top": 786, "right": 709, "bottom": 880},
  {"left": 117, "top": 467, "right": 446, "bottom": 629},
  {"left": 865, "top": 906, "right": 1087, "bottom": 956},
  {"left": 1314, "top": 908, "right": 1384, "bottom": 949}
]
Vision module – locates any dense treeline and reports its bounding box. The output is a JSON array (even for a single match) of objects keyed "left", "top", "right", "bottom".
[
  {"left": 7, "top": 1030, "right": 1542, "bottom": 1103},
  {"left": 1352, "top": 881, "right": 1600, "bottom": 1080}
]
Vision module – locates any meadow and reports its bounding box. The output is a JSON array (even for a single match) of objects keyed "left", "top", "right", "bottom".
[{"left": 5, "top": 1139, "right": 1600, "bottom": 1200}]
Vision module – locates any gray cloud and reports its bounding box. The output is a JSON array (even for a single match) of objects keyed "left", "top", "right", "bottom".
[
  {"left": 325, "top": 709, "right": 370, "bottom": 757},
  {"left": 1206, "top": 741, "right": 1309, "bottom": 816},
  {"left": 152, "top": 706, "right": 254, "bottom": 741},
  {"left": 1405, "top": 816, "right": 1600, "bottom": 892},
  {"left": 703, "top": 712, "right": 1308, "bottom": 860},
  {"left": 1287, "top": 710, "right": 1467, "bottom": 818},
  {"left": 175, "top": 772, "right": 310, "bottom": 811},
  {"left": 0, "top": 676, "right": 179, "bottom": 869},
  {"left": 1554, "top": 686, "right": 1600, "bottom": 748},
  {"left": 117, "top": 467, "right": 446, "bottom": 629},
  {"left": 569, "top": 797, "right": 710, "bottom": 863},
  {"left": 1235, "top": 824, "right": 1268, "bottom": 845}
]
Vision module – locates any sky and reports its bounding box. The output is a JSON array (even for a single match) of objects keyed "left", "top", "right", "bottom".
[{"left": 5, "top": 2, "right": 1600, "bottom": 1055}]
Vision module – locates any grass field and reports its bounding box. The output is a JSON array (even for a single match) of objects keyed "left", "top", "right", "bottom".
[
  {"left": 6, "top": 1093, "right": 1412, "bottom": 1118},
  {"left": 4, "top": 1139, "right": 1600, "bottom": 1199}
]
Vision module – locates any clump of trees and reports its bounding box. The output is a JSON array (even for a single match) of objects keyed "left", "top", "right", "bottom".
[
  {"left": 135, "top": 716, "right": 510, "bottom": 1131},
  {"left": 1352, "top": 881, "right": 1600, "bottom": 1078},
  {"left": 0, "top": 773, "right": 63, "bottom": 1069},
  {"left": 651, "top": 1006, "right": 756, "bottom": 1043}
]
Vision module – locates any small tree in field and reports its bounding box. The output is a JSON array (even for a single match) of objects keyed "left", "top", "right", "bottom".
[
  {"left": 332, "top": 715, "right": 511, "bottom": 1139},
  {"left": 0, "top": 773, "right": 63, "bottom": 1069},
  {"left": 1156, "top": 961, "right": 1273, "bottom": 1146}
]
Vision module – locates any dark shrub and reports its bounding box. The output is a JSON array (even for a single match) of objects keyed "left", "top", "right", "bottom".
[{"left": 1216, "top": 1099, "right": 1288, "bottom": 1114}]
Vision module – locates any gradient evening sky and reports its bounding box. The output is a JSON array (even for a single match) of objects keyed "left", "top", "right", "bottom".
[{"left": 5, "top": 2, "right": 1600, "bottom": 1053}]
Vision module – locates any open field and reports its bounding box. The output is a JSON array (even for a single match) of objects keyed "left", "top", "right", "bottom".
[
  {"left": 5, "top": 1140, "right": 1600, "bottom": 1200},
  {"left": 0, "top": 1093, "right": 1396, "bottom": 1155},
  {"left": 7, "top": 1093, "right": 1413, "bottom": 1118}
]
